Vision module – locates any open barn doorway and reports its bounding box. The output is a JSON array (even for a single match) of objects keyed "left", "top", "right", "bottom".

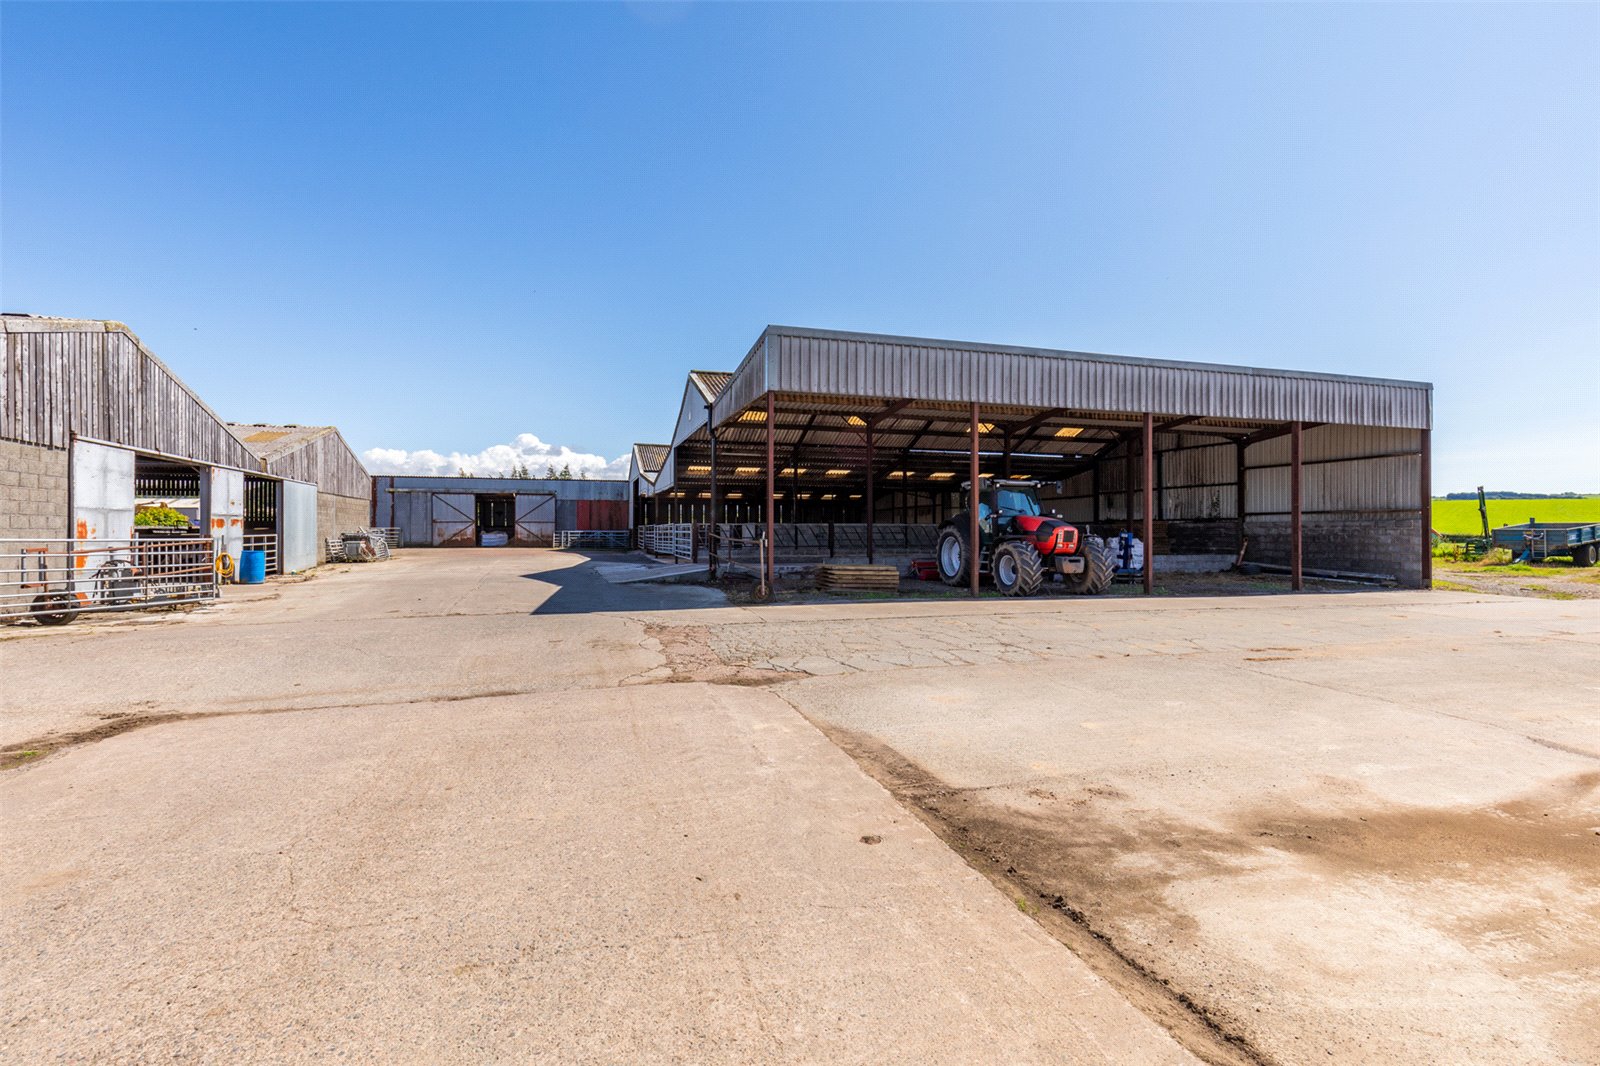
[
  {"left": 244, "top": 475, "right": 281, "bottom": 573},
  {"left": 475, "top": 493, "right": 515, "bottom": 547},
  {"left": 133, "top": 457, "right": 203, "bottom": 539}
]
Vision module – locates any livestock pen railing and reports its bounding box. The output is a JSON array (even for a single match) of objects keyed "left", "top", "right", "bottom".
[
  {"left": 0, "top": 537, "right": 219, "bottom": 625},
  {"left": 717, "top": 523, "right": 938, "bottom": 561},
  {"left": 638, "top": 524, "right": 697, "bottom": 560},
  {"left": 635, "top": 523, "right": 939, "bottom": 564},
  {"left": 553, "top": 530, "right": 630, "bottom": 550},
  {"left": 243, "top": 533, "right": 280, "bottom": 575}
]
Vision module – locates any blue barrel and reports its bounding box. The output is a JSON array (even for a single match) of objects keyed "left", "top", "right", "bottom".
[{"left": 238, "top": 550, "right": 266, "bottom": 584}]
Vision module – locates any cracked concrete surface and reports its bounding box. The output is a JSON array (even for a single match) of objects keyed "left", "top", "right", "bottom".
[
  {"left": 1, "top": 550, "right": 1197, "bottom": 1065},
  {"left": 5, "top": 550, "right": 1596, "bottom": 1064},
  {"left": 694, "top": 594, "right": 1600, "bottom": 1065}
]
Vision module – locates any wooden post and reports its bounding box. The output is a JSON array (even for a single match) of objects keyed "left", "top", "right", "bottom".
[
  {"left": 865, "top": 420, "right": 875, "bottom": 564},
  {"left": 1421, "top": 430, "right": 1433, "bottom": 588},
  {"left": 765, "top": 392, "right": 776, "bottom": 592},
  {"left": 1142, "top": 413, "right": 1154, "bottom": 595},
  {"left": 1002, "top": 427, "right": 1012, "bottom": 479},
  {"left": 1290, "top": 420, "right": 1304, "bottom": 591},
  {"left": 969, "top": 402, "right": 981, "bottom": 598}
]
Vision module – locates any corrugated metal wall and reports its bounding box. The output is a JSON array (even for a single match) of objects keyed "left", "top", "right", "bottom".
[
  {"left": 710, "top": 327, "right": 1431, "bottom": 431},
  {"left": 1035, "top": 424, "right": 1421, "bottom": 525},
  {"left": 1244, "top": 426, "right": 1421, "bottom": 515},
  {"left": 2, "top": 320, "right": 261, "bottom": 469},
  {"left": 373, "top": 477, "right": 629, "bottom": 545}
]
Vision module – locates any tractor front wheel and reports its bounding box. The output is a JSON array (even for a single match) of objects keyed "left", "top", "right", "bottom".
[
  {"left": 993, "top": 541, "right": 1045, "bottom": 597},
  {"left": 936, "top": 527, "right": 970, "bottom": 587},
  {"left": 1062, "top": 536, "right": 1116, "bottom": 595}
]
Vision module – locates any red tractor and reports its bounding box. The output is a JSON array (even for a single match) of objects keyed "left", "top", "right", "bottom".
[{"left": 936, "top": 479, "right": 1115, "bottom": 596}]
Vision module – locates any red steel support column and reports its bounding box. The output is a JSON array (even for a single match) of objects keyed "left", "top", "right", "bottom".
[
  {"left": 1235, "top": 440, "right": 1248, "bottom": 557},
  {"left": 969, "top": 402, "right": 981, "bottom": 598},
  {"left": 865, "top": 421, "right": 875, "bottom": 565},
  {"left": 707, "top": 412, "right": 719, "bottom": 579},
  {"left": 1420, "top": 428, "right": 1432, "bottom": 588},
  {"left": 1123, "top": 441, "right": 1134, "bottom": 530},
  {"left": 1290, "top": 420, "right": 1304, "bottom": 591},
  {"left": 765, "top": 392, "right": 776, "bottom": 592},
  {"left": 1142, "top": 413, "right": 1155, "bottom": 595}
]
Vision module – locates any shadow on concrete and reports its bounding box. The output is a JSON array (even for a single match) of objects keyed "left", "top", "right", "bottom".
[{"left": 522, "top": 552, "right": 728, "bottom": 615}]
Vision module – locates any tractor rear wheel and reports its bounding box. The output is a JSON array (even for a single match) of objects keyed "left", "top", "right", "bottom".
[
  {"left": 936, "top": 526, "right": 970, "bottom": 587},
  {"left": 1062, "top": 536, "right": 1116, "bottom": 595},
  {"left": 993, "top": 541, "right": 1045, "bottom": 597}
]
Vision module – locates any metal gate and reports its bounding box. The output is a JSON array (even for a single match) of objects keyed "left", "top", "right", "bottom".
[
  {"left": 514, "top": 494, "right": 555, "bottom": 547},
  {"left": 431, "top": 493, "right": 477, "bottom": 546}
]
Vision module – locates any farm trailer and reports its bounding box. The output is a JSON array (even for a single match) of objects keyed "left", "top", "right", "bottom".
[{"left": 1492, "top": 521, "right": 1600, "bottom": 565}]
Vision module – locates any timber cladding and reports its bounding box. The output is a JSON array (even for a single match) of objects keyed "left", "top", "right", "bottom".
[
  {"left": 2, "top": 318, "right": 260, "bottom": 470},
  {"left": 231, "top": 425, "right": 371, "bottom": 501}
]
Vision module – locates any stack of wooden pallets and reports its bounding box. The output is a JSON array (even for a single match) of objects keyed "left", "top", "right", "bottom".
[{"left": 815, "top": 564, "right": 901, "bottom": 592}]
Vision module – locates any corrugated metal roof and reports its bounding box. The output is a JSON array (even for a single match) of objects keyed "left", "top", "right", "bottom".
[
  {"left": 711, "top": 326, "right": 1432, "bottom": 431},
  {"left": 688, "top": 370, "right": 733, "bottom": 402},
  {"left": 633, "top": 443, "right": 669, "bottom": 476},
  {"left": 226, "top": 423, "right": 338, "bottom": 462}
]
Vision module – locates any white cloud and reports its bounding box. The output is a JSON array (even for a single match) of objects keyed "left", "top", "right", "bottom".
[{"left": 362, "top": 433, "right": 630, "bottom": 480}]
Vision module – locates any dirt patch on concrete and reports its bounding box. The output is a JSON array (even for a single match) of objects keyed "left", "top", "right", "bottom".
[
  {"left": 0, "top": 688, "right": 545, "bottom": 770},
  {"left": 811, "top": 723, "right": 1275, "bottom": 1066},
  {"left": 811, "top": 721, "right": 1600, "bottom": 1066},
  {"left": 1247, "top": 771, "right": 1600, "bottom": 880},
  {"left": 1435, "top": 562, "right": 1600, "bottom": 600}
]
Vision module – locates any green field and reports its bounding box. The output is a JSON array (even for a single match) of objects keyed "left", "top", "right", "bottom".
[{"left": 1432, "top": 497, "right": 1600, "bottom": 535}]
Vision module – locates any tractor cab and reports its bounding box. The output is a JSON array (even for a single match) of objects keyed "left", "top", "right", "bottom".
[{"left": 972, "top": 479, "right": 1044, "bottom": 530}]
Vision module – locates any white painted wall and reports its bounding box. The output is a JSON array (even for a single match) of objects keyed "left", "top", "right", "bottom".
[
  {"left": 71, "top": 440, "right": 135, "bottom": 543},
  {"left": 281, "top": 480, "right": 318, "bottom": 572}
]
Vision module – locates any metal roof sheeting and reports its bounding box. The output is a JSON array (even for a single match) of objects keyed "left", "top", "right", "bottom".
[
  {"left": 711, "top": 326, "right": 1432, "bottom": 431},
  {"left": 688, "top": 370, "right": 733, "bottom": 402},
  {"left": 226, "top": 423, "right": 338, "bottom": 462},
  {"left": 633, "top": 443, "right": 669, "bottom": 475}
]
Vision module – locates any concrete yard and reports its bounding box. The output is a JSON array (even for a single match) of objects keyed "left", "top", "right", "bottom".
[{"left": 3, "top": 550, "right": 1597, "bottom": 1065}]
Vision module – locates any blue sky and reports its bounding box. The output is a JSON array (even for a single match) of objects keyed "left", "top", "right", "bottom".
[{"left": 3, "top": 2, "right": 1596, "bottom": 492}]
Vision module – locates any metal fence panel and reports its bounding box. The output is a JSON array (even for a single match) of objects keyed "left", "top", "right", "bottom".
[
  {"left": 0, "top": 537, "right": 219, "bottom": 623},
  {"left": 242, "top": 533, "right": 280, "bottom": 575}
]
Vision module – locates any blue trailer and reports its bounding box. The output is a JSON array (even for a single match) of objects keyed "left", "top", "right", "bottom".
[{"left": 1491, "top": 521, "right": 1600, "bottom": 566}]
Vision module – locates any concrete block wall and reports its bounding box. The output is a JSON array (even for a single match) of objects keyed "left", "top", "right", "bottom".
[
  {"left": 1245, "top": 512, "right": 1424, "bottom": 587},
  {"left": 317, "top": 492, "right": 373, "bottom": 561},
  {"left": 0, "top": 439, "right": 69, "bottom": 541},
  {"left": 1165, "top": 519, "right": 1240, "bottom": 556}
]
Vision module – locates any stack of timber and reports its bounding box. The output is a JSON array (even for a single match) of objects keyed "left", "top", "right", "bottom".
[{"left": 816, "top": 564, "right": 901, "bottom": 592}]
